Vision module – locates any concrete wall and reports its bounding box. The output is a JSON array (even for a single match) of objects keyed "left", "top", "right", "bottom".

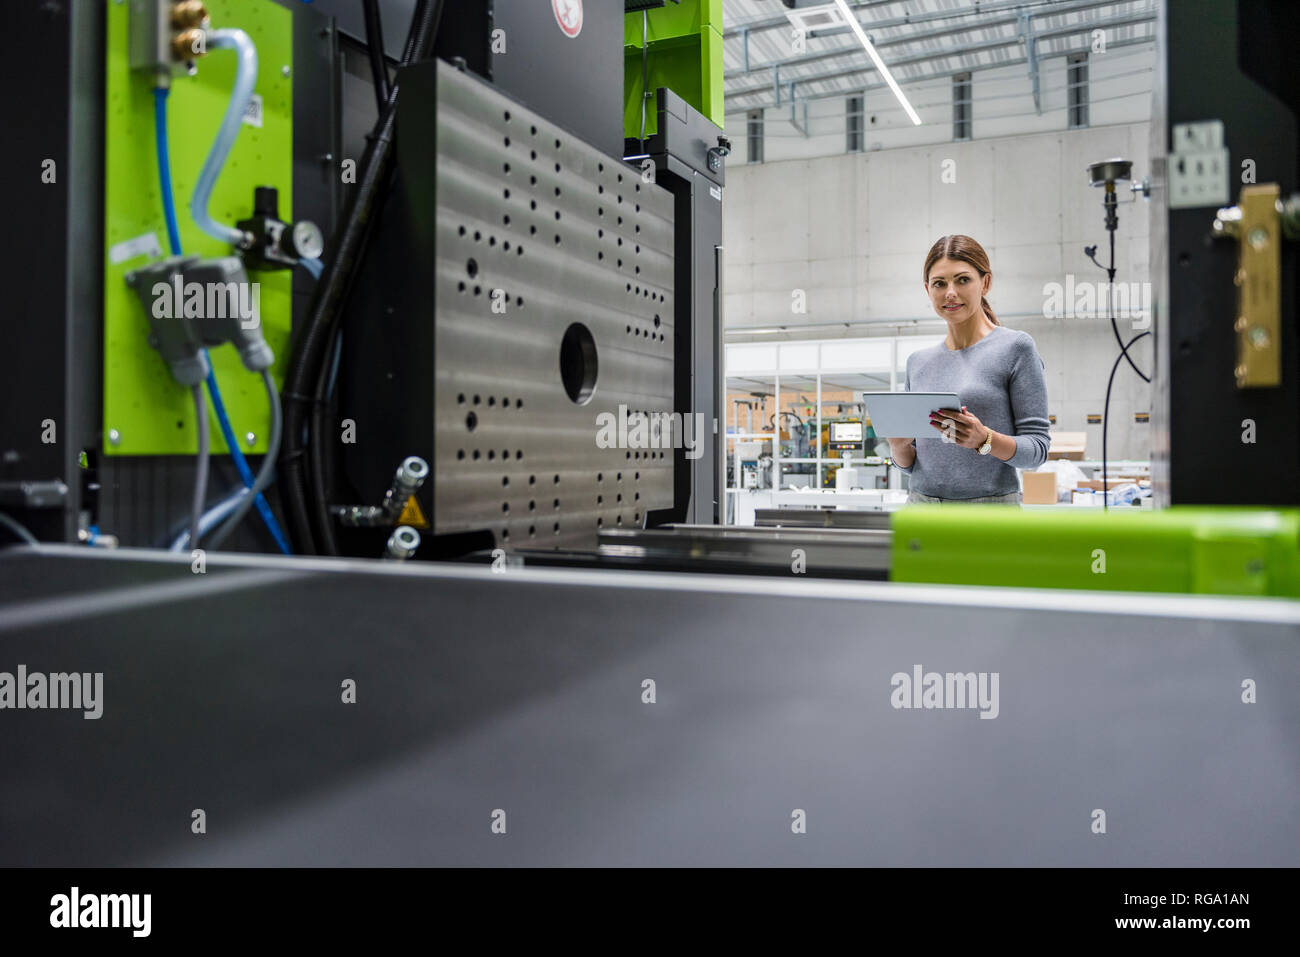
[{"left": 720, "top": 121, "right": 1155, "bottom": 461}]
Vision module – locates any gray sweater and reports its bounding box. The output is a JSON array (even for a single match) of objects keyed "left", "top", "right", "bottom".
[{"left": 895, "top": 325, "right": 1050, "bottom": 499}]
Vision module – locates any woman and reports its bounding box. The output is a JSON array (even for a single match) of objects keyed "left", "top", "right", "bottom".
[{"left": 885, "top": 235, "right": 1050, "bottom": 504}]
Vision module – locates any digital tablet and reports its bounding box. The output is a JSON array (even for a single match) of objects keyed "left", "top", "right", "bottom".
[{"left": 861, "top": 391, "right": 962, "bottom": 440}]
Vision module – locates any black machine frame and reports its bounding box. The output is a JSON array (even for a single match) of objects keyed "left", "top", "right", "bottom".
[{"left": 1150, "top": 0, "right": 1300, "bottom": 505}]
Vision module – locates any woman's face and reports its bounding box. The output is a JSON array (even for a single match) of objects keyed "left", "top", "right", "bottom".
[{"left": 924, "top": 256, "right": 990, "bottom": 323}]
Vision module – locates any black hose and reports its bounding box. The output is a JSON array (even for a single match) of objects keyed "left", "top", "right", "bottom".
[
  {"left": 302, "top": 105, "right": 399, "bottom": 554},
  {"left": 363, "top": 0, "right": 390, "bottom": 112},
  {"left": 1105, "top": 228, "right": 1150, "bottom": 383},
  {"left": 398, "top": 0, "right": 435, "bottom": 64},
  {"left": 1102, "top": 331, "right": 1150, "bottom": 512},
  {"left": 279, "top": 0, "right": 442, "bottom": 555},
  {"left": 308, "top": 0, "right": 444, "bottom": 555},
  {"left": 1086, "top": 234, "right": 1150, "bottom": 384}
]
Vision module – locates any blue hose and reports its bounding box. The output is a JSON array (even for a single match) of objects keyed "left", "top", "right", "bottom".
[
  {"left": 153, "top": 88, "right": 184, "bottom": 257},
  {"left": 152, "top": 84, "right": 292, "bottom": 554}
]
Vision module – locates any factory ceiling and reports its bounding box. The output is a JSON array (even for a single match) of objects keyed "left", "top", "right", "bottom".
[{"left": 720, "top": 0, "right": 1157, "bottom": 113}]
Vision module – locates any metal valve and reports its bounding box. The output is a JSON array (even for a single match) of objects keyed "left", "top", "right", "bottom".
[
  {"left": 236, "top": 187, "right": 324, "bottom": 270},
  {"left": 384, "top": 526, "right": 421, "bottom": 560}
]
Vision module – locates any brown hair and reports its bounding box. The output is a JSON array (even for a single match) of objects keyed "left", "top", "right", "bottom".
[{"left": 923, "top": 235, "right": 999, "bottom": 325}]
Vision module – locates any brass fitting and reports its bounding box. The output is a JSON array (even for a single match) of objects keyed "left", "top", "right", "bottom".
[
  {"left": 171, "top": 28, "right": 207, "bottom": 62},
  {"left": 171, "top": 1, "right": 209, "bottom": 30}
]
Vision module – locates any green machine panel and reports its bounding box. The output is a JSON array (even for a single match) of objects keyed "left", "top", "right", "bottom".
[
  {"left": 625, "top": 0, "right": 723, "bottom": 141},
  {"left": 891, "top": 505, "right": 1300, "bottom": 598},
  {"left": 103, "top": 0, "right": 294, "bottom": 455}
]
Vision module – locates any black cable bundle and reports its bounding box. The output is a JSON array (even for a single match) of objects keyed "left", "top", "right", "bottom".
[
  {"left": 279, "top": 0, "right": 444, "bottom": 554},
  {"left": 1085, "top": 219, "right": 1150, "bottom": 511},
  {"left": 362, "top": 0, "right": 391, "bottom": 110}
]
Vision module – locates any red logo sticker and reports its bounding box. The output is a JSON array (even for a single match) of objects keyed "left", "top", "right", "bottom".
[{"left": 552, "top": 0, "right": 583, "bottom": 38}]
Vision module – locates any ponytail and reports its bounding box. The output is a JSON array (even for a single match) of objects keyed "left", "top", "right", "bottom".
[{"left": 981, "top": 295, "right": 999, "bottom": 325}]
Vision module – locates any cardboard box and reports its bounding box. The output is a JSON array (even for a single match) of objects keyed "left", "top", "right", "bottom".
[
  {"left": 1022, "top": 470, "right": 1058, "bottom": 504},
  {"left": 1048, "top": 431, "right": 1087, "bottom": 460}
]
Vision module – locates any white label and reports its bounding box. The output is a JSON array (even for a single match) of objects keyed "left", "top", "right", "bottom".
[
  {"left": 1169, "top": 120, "right": 1228, "bottom": 209},
  {"left": 242, "top": 93, "right": 263, "bottom": 128},
  {"left": 109, "top": 232, "right": 161, "bottom": 265},
  {"left": 709, "top": 185, "right": 722, "bottom": 201},
  {"left": 1169, "top": 148, "right": 1229, "bottom": 209}
]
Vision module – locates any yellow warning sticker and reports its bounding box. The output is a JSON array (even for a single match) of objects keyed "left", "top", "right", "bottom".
[{"left": 397, "top": 495, "right": 429, "bottom": 528}]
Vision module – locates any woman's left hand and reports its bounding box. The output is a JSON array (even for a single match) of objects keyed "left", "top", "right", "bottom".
[{"left": 929, "top": 406, "right": 988, "bottom": 450}]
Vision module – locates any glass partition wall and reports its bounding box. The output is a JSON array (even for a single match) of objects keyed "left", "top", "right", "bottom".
[{"left": 723, "top": 336, "right": 944, "bottom": 519}]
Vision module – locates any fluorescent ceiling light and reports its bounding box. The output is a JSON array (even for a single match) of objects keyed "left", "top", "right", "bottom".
[{"left": 832, "top": 0, "right": 923, "bottom": 126}]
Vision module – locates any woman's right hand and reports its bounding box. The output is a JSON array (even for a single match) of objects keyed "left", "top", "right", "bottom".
[{"left": 886, "top": 436, "right": 916, "bottom": 468}]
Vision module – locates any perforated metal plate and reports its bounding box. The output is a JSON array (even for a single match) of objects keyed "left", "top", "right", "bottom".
[{"left": 432, "top": 63, "right": 676, "bottom": 549}]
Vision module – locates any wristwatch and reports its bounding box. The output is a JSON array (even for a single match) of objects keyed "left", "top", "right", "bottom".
[{"left": 978, "top": 429, "right": 994, "bottom": 455}]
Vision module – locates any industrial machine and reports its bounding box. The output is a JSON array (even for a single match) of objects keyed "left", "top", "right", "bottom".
[
  {"left": 0, "top": 0, "right": 1297, "bottom": 868},
  {"left": 1149, "top": 0, "right": 1300, "bottom": 505},
  {"left": 0, "top": 0, "right": 724, "bottom": 559},
  {"left": 733, "top": 440, "right": 772, "bottom": 490},
  {"left": 778, "top": 415, "right": 816, "bottom": 485},
  {"left": 820, "top": 416, "right": 874, "bottom": 487},
  {"left": 6, "top": 0, "right": 1295, "bottom": 566},
  {"left": 827, "top": 419, "right": 865, "bottom": 454}
]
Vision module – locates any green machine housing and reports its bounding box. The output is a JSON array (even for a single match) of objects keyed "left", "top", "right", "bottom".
[
  {"left": 625, "top": 0, "right": 724, "bottom": 141},
  {"left": 892, "top": 506, "right": 1300, "bottom": 598}
]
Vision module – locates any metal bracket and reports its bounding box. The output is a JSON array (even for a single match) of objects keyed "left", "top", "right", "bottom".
[
  {"left": 1217, "top": 184, "right": 1283, "bottom": 389},
  {"left": 1017, "top": 10, "right": 1041, "bottom": 116},
  {"left": 788, "top": 82, "right": 808, "bottom": 136}
]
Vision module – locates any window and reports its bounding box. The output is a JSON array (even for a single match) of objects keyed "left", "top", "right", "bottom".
[
  {"left": 846, "top": 94, "right": 864, "bottom": 153},
  {"left": 1068, "top": 53, "right": 1089, "bottom": 129},
  {"left": 952, "top": 73, "right": 972, "bottom": 141},
  {"left": 746, "top": 109, "right": 764, "bottom": 164}
]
